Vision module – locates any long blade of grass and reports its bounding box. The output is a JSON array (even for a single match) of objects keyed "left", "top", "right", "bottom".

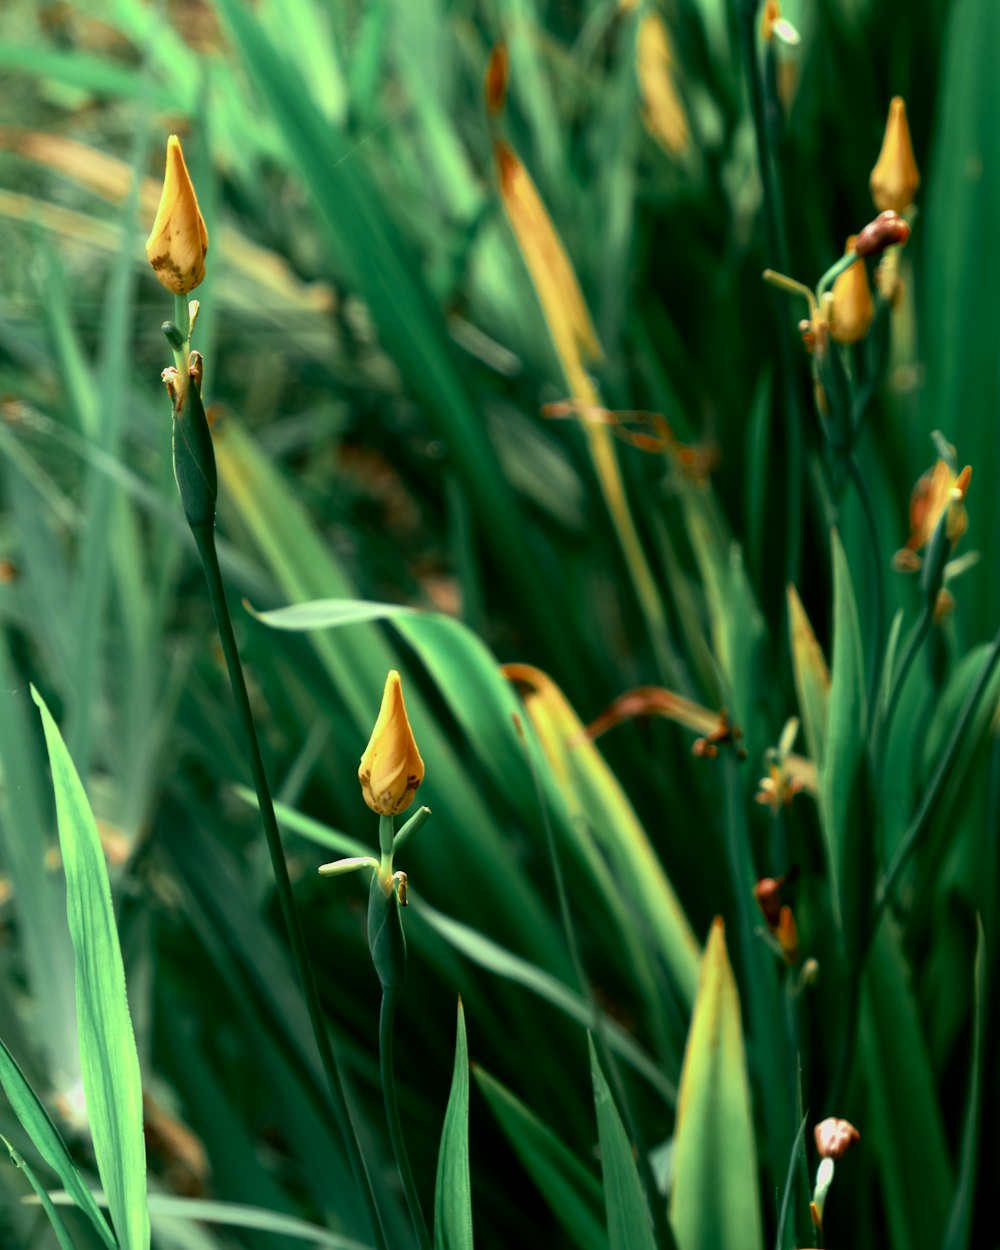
[
  {"left": 473, "top": 1066, "right": 607, "bottom": 1250},
  {"left": 861, "top": 916, "right": 953, "bottom": 1250},
  {"left": 940, "top": 915, "right": 986, "bottom": 1250},
  {"left": 1, "top": 1136, "right": 78, "bottom": 1250},
  {"left": 587, "top": 1035, "right": 659, "bottom": 1250},
  {"left": 0, "top": 1038, "right": 116, "bottom": 1250},
  {"left": 433, "top": 1000, "right": 473, "bottom": 1250},
  {"left": 31, "top": 688, "right": 150, "bottom": 1250}
]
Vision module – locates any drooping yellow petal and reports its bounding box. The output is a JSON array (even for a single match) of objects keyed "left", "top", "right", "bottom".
[
  {"left": 359, "top": 671, "right": 424, "bottom": 816},
  {"left": 494, "top": 140, "right": 601, "bottom": 390},
  {"left": 145, "top": 134, "right": 208, "bottom": 294},
  {"left": 495, "top": 140, "right": 669, "bottom": 657},
  {"left": 636, "top": 14, "right": 690, "bottom": 156},
  {"left": 870, "top": 97, "right": 920, "bottom": 214}
]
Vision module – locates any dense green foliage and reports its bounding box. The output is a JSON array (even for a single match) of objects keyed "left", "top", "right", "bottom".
[{"left": 0, "top": 0, "right": 995, "bottom": 1248}]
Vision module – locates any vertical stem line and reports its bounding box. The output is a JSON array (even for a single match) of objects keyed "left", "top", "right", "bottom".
[
  {"left": 190, "top": 523, "right": 385, "bottom": 1250},
  {"left": 379, "top": 990, "right": 432, "bottom": 1250}
]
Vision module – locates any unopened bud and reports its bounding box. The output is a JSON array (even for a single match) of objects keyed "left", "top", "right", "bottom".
[
  {"left": 359, "top": 671, "right": 425, "bottom": 816},
  {"left": 146, "top": 135, "right": 208, "bottom": 294},
  {"left": 814, "top": 1116, "right": 860, "bottom": 1160},
  {"left": 775, "top": 905, "right": 799, "bottom": 963},
  {"left": 870, "top": 97, "right": 920, "bottom": 214},
  {"left": 754, "top": 877, "right": 783, "bottom": 927},
  {"left": 829, "top": 237, "right": 874, "bottom": 344}
]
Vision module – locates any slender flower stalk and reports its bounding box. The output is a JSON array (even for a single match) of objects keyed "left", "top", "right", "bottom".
[
  {"left": 322, "top": 676, "right": 432, "bottom": 1250},
  {"left": 146, "top": 134, "right": 384, "bottom": 1250}
]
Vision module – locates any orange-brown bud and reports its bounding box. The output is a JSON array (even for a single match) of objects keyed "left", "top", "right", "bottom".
[
  {"left": 854, "top": 210, "right": 911, "bottom": 258},
  {"left": 359, "top": 671, "right": 424, "bottom": 816},
  {"left": 870, "top": 97, "right": 920, "bottom": 213},
  {"left": 145, "top": 135, "right": 208, "bottom": 294},
  {"left": 814, "top": 1117, "right": 860, "bottom": 1160},
  {"left": 754, "top": 877, "right": 783, "bottom": 927},
  {"left": 485, "top": 44, "right": 508, "bottom": 116},
  {"left": 775, "top": 905, "right": 799, "bottom": 963}
]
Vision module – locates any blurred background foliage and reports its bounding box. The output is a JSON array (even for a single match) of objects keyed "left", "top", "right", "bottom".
[{"left": 0, "top": 0, "right": 996, "bottom": 1246}]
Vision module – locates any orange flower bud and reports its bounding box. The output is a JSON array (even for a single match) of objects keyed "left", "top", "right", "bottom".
[
  {"left": 814, "top": 1116, "right": 860, "bottom": 1160},
  {"left": 146, "top": 135, "right": 208, "bottom": 295},
  {"left": 830, "top": 237, "right": 874, "bottom": 344},
  {"left": 870, "top": 97, "right": 920, "bottom": 213},
  {"left": 358, "top": 671, "right": 424, "bottom": 816}
]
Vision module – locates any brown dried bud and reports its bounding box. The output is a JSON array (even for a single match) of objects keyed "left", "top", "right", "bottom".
[
  {"left": 485, "top": 44, "right": 508, "bottom": 116},
  {"left": 814, "top": 1117, "right": 860, "bottom": 1160},
  {"left": 754, "top": 877, "right": 783, "bottom": 927},
  {"left": 854, "top": 211, "right": 911, "bottom": 259},
  {"left": 775, "top": 905, "right": 799, "bottom": 963}
]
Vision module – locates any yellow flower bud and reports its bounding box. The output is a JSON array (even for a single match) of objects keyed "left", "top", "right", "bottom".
[
  {"left": 359, "top": 671, "right": 424, "bottom": 816},
  {"left": 829, "top": 236, "right": 874, "bottom": 344},
  {"left": 870, "top": 97, "right": 920, "bottom": 214},
  {"left": 145, "top": 135, "right": 208, "bottom": 294}
]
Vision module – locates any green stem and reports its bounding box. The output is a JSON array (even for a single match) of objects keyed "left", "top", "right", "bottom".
[
  {"left": 738, "top": 4, "right": 804, "bottom": 591},
  {"left": 190, "top": 523, "right": 386, "bottom": 1250},
  {"left": 379, "top": 990, "right": 432, "bottom": 1250},
  {"left": 874, "top": 620, "right": 1000, "bottom": 917},
  {"left": 847, "top": 453, "right": 885, "bottom": 717}
]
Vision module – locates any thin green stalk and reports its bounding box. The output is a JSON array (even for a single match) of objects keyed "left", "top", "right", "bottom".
[
  {"left": 738, "top": 3, "right": 804, "bottom": 591},
  {"left": 190, "top": 523, "right": 385, "bottom": 1250},
  {"left": 847, "top": 453, "right": 885, "bottom": 715},
  {"left": 379, "top": 988, "right": 432, "bottom": 1250},
  {"left": 874, "top": 620, "right": 1000, "bottom": 917}
]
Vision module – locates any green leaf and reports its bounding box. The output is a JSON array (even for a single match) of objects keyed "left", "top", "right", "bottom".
[
  {"left": 434, "top": 1000, "right": 473, "bottom": 1250},
  {"left": 786, "top": 583, "right": 830, "bottom": 772},
  {"left": 415, "top": 899, "right": 675, "bottom": 1105},
  {"left": 820, "top": 530, "right": 869, "bottom": 947},
  {"left": 31, "top": 688, "right": 150, "bottom": 1250},
  {"left": 40, "top": 1192, "right": 376, "bottom": 1249},
  {"left": 861, "top": 916, "right": 953, "bottom": 1250},
  {"left": 0, "top": 1037, "right": 116, "bottom": 1249},
  {"left": 670, "top": 919, "right": 763, "bottom": 1250},
  {"left": 1, "top": 1135, "right": 78, "bottom": 1250},
  {"left": 249, "top": 600, "right": 416, "bottom": 631},
  {"left": 587, "top": 1036, "right": 657, "bottom": 1250},
  {"left": 473, "top": 1066, "right": 607, "bottom": 1250},
  {"left": 940, "top": 915, "right": 985, "bottom": 1250}
]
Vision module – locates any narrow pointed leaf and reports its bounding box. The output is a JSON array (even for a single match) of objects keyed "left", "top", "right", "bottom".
[
  {"left": 670, "top": 919, "right": 762, "bottom": 1250},
  {"left": 0, "top": 1037, "right": 116, "bottom": 1248},
  {"left": 786, "top": 583, "right": 830, "bottom": 773},
  {"left": 1, "top": 1136, "right": 78, "bottom": 1250},
  {"left": 587, "top": 1035, "right": 657, "bottom": 1250},
  {"left": 32, "top": 687, "right": 150, "bottom": 1250},
  {"left": 434, "top": 1000, "right": 473, "bottom": 1250}
]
